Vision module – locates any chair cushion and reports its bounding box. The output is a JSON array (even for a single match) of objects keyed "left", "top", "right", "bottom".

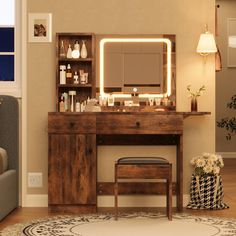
[
  {"left": 117, "top": 157, "right": 170, "bottom": 164},
  {"left": 0, "top": 147, "right": 8, "bottom": 174}
]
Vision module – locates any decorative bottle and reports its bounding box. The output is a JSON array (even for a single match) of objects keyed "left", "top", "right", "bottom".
[
  {"left": 73, "top": 71, "right": 79, "bottom": 84},
  {"left": 59, "top": 40, "right": 66, "bottom": 58},
  {"left": 66, "top": 64, "right": 73, "bottom": 84},
  {"left": 81, "top": 40, "right": 88, "bottom": 59},
  {"left": 66, "top": 44, "right": 72, "bottom": 58},
  {"left": 72, "top": 40, "right": 80, "bottom": 59}
]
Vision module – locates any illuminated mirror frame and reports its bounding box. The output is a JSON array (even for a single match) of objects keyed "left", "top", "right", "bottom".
[{"left": 99, "top": 38, "right": 172, "bottom": 98}]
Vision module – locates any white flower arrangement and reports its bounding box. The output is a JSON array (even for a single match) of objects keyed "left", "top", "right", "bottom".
[{"left": 190, "top": 153, "right": 224, "bottom": 176}]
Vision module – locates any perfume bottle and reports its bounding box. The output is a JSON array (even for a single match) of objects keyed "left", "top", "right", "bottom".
[
  {"left": 59, "top": 40, "right": 66, "bottom": 58},
  {"left": 72, "top": 40, "right": 80, "bottom": 59},
  {"left": 59, "top": 96, "right": 65, "bottom": 112},
  {"left": 73, "top": 71, "right": 79, "bottom": 84},
  {"left": 66, "top": 64, "right": 72, "bottom": 84},
  {"left": 66, "top": 44, "right": 72, "bottom": 58},
  {"left": 81, "top": 40, "right": 88, "bottom": 58}
]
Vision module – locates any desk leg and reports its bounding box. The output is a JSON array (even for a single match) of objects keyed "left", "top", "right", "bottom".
[{"left": 176, "top": 134, "right": 183, "bottom": 211}]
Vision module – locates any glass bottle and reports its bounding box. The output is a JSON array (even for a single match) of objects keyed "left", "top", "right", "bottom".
[
  {"left": 59, "top": 40, "right": 66, "bottom": 58},
  {"left": 73, "top": 71, "right": 79, "bottom": 84},
  {"left": 81, "top": 40, "right": 88, "bottom": 58},
  {"left": 66, "top": 64, "right": 72, "bottom": 84},
  {"left": 66, "top": 44, "right": 72, "bottom": 58}
]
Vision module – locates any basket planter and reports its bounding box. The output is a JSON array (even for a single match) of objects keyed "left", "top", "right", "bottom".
[{"left": 187, "top": 174, "right": 229, "bottom": 210}]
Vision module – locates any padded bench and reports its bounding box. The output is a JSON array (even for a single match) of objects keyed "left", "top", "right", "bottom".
[{"left": 114, "top": 157, "right": 172, "bottom": 220}]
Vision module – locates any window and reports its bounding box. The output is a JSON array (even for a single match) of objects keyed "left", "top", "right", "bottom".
[{"left": 0, "top": 0, "right": 21, "bottom": 97}]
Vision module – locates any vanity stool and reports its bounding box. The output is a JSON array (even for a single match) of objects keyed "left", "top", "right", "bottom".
[{"left": 114, "top": 157, "right": 172, "bottom": 220}]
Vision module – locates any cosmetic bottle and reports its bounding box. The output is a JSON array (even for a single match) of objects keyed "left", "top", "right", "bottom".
[
  {"left": 66, "top": 44, "right": 72, "bottom": 58},
  {"left": 66, "top": 64, "right": 73, "bottom": 84},
  {"left": 72, "top": 40, "right": 80, "bottom": 59},
  {"left": 62, "top": 92, "right": 69, "bottom": 111},
  {"left": 108, "top": 94, "right": 114, "bottom": 106},
  {"left": 73, "top": 71, "right": 79, "bottom": 84},
  {"left": 59, "top": 96, "right": 65, "bottom": 112},
  {"left": 75, "top": 101, "right": 81, "bottom": 112},
  {"left": 59, "top": 65, "right": 66, "bottom": 84},
  {"left": 59, "top": 40, "right": 66, "bottom": 58}
]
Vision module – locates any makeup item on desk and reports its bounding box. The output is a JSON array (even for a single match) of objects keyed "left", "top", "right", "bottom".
[
  {"left": 108, "top": 94, "right": 114, "bottom": 106},
  {"left": 149, "top": 97, "right": 154, "bottom": 106},
  {"left": 154, "top": 97, "right": 161, "bottom": 106},
  {"left": 162, "top": 96, "right": 169, "bottom": 106}
]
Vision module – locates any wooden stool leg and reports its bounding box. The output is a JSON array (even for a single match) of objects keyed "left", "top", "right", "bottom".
[
  {"left": 114, "top": 164, "right": 118, "bottom": 220},
  {"left": 168, "top": 165, "right": 172, "bottom": 221},
  {"left": 166, "top": 179, "right": 169, "bottom": 218}
]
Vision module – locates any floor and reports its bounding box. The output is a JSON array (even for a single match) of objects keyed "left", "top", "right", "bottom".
[{"left": 0, "top": 159, "right": 236, "bottom": 231}]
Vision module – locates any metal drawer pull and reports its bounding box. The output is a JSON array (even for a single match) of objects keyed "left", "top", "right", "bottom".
[{"left": 136, "top": 121, "right": 140, "bottom": 127}]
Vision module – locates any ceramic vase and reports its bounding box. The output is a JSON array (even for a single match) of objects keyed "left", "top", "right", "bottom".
[
  {"left": 81, "top": 40, "right": 88, "bottom": 58},
  {"left": 191, "top": 97, "right": 198, "bottom": 112}
]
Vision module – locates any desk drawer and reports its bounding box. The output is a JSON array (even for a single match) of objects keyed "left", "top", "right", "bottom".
[
  {"left": 48, "top": 114, "right": 96, "bottom": 133},
  {"left": 96, "top": 114, "right": 183, "bottom": 134}
]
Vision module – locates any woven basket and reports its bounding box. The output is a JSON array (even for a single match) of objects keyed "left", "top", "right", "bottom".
[{"left": 187, "top": 174, "right": 229, "bottom": 210}]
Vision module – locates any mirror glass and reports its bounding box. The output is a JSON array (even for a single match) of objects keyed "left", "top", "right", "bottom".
[{"left": 96, "top": 35, "right": 176, "bottom": 101}]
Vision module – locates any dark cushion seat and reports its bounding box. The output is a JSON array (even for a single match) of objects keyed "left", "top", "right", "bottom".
[{"left": 117, "top": 157, "right": 170, "bottom": 164}]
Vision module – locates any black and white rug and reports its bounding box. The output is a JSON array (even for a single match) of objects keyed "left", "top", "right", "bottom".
[{"left": 1, "top": 213, "right": 236, "bottom": 236}]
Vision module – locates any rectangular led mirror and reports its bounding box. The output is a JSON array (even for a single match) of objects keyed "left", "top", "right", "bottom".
[{"left": 96, "top": 35, "right": 176, "bottom": 101}]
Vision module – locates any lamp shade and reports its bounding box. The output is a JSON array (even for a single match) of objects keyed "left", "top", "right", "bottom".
[{"left": 197, "top": 32, "right": 217, "bottom": 54}]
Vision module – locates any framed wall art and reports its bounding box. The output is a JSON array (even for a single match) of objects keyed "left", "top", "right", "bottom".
[
  {"left": 28, "top": 13, "right": 52, "bottom": 43},
  {"left": 227, "top": 18, "right": 236, "bottom": 67}
]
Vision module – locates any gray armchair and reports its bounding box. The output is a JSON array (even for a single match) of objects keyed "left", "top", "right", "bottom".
[{"left": 0, "top": 95, "right": 19, "bottom": 221}]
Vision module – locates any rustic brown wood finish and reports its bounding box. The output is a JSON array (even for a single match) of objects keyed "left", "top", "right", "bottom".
[
  {"left": 114, "top": 161, "right": 172, "bottom": 220},
  {"left": 48, "top": 111, "right": 210, "bottom": 213}
]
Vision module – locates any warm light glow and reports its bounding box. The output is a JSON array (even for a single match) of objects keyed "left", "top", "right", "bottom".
[
  {"left": 197, "top": 32, "right": 217, "bottom": 56},
  {"left": 99, "top": 38, "right": 172, "bottom": 98},
  {"left": 229, "top": 36, "right": 236, "bottom": 48}
]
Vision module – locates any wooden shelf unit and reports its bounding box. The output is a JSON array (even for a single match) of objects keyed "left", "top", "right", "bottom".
[{"left": 56, "top": 33, "right": 95, "bottom": 111}]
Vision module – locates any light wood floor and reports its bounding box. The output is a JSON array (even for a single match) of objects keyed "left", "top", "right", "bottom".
[{"left": 0, "top": 159, "right": 236, "bottom": 230}]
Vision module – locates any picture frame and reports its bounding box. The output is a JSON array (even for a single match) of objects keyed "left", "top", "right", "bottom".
[
  {"left": 28, "top": 13, "right": 52, "bottom": 43},
  {"left": 227, "top": 18, "right": 236, "bottom": 67}
]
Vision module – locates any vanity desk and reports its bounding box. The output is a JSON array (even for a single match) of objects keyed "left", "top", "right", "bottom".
[{"left": 48, "top": 110, "right": 210, "bottom": 213}]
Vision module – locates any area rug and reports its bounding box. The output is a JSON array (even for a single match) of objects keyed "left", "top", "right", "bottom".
[{"left": 1, "top": 212, "right": 236, "bottom": 236}]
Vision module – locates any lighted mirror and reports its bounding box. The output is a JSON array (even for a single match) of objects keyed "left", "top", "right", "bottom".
[{"left": 96, "top": 35, "right": 176, "bottom": 100}]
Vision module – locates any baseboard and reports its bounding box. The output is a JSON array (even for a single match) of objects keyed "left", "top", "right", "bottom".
[
  {"left": 25, "top": 194, "right": 189, "bottom": 207},
  {"left": 25, "top": 194, "right": 48, "bottom": 207},
  {"left": 217, "top": 152, "right": 236, "bottom": 159}
]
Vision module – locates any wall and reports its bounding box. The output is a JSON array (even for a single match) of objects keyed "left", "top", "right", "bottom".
[
  {"left": 26, "top": 0, "right": 215, "bottom": 206},
  {"left": 216, "top": 0, "right": 236, "bottom": 154}
]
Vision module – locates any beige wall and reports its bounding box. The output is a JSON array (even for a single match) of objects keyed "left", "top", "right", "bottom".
[
  {"left": 27, "top": 0, "right": 215, "bottom": 201},
  {"left": 216, "top": 0, "right": 236, "bottom": 152}
]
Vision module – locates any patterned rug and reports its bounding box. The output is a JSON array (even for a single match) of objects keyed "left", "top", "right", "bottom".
[{"left": 1, "top": 213, "right": 236, "bottom": 236}]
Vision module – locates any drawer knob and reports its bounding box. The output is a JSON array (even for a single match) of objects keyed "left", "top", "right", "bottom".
[
  {"left": 136, "top": 121, "right": 140, "bottom": 127},
  {"left": 70, "top": 122, "right": 75, "bottom": 128}
]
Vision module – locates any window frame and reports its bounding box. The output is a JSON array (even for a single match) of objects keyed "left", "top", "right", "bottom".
[{"left": 0, "top": 0, "right": 21, "bottom": 98}]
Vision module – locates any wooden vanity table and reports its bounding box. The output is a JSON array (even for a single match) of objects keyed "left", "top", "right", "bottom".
[{"left": 48, "top": 111, "right": 210, "bottom": 213}]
